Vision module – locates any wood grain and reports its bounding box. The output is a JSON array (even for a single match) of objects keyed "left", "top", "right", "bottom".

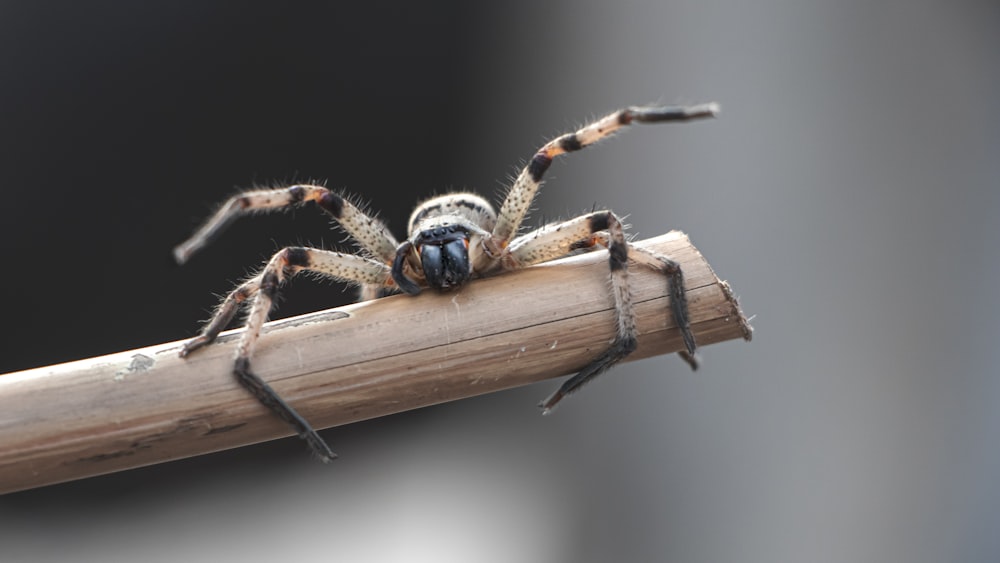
[{"left": 0, "top": 231, "right": 751, "bottom": 493}]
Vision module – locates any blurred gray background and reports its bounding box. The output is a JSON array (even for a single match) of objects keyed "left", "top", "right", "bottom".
[{"left": 1, "top": 1, "right": 998, "bottom": 562}]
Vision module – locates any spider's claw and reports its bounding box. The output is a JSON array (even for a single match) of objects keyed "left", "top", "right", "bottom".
[
  {"left": 679, "top": 323, "right": 698, "bottom": 361},
  {"left": 678, "top": 350, "right": 700, "bottom": 371},
  {"left": 308, "top": 437, "right": 339, "bottom": 463},
  {"left": 179, "top": 335, "right": 213, "bottom": 358},
  {"left": 173, "top": 245, "right": 192, "bottom": 266},
  {"left": 538, "top": 391, "right": 564, "bottom": 415}
]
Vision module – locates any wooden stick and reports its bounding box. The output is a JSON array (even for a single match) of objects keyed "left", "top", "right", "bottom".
[{"left": 0, "top": 232, "right": 750, "bottom": 494}]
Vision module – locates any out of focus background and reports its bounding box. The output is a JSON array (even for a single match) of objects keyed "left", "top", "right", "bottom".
[{"left": 2, "top": 2, "right": 998, "bottom": 562}]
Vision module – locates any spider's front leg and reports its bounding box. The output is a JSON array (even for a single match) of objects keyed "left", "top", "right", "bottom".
[
  {"left": 182, "top": 246, "right": 394, "bottom": 461},
  {"left": 488, "top": 103, "right": 718, "bottom": 250},
  {"left": 174, "top": 184, "right": 399, "bottom": 267},
  {"left": 506, "top": 211, "right": 697, "bottom": 413}
]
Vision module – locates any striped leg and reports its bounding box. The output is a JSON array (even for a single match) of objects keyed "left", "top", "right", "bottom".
[
  {"left": 508, "top": 211, "right": 697, "bottom": 413},
  {"left": 174, "top": 184, "right": 399, "bottom": 265},
  {"left": 512, "top": 212, "right": 638, "bottom": 413},
  {"left": 622, "top": 243, "right": 699, "bottom": 370},
  {"left": 182, "top": 246, "right": 394, "bottom": 461},
  {"left": 491, "top": 103, "right": 718, "bottom": 247}
]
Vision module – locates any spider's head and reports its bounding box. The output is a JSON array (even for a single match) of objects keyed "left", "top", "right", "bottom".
[{"left": 392, "top": 224, "right": 471, "bottom": 294}]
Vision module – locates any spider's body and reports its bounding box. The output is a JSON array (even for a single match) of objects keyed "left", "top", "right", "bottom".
[
  {"left": 175, "top": 102, "right": 718, "bottom": 461},
  {"left": 394, "top": 193, "right": 496, "bottom": 293}
]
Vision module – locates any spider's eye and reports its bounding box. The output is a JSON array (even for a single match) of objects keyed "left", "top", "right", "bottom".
[{"left": 419, "top": 235, "right": 471, "bottom": 290}]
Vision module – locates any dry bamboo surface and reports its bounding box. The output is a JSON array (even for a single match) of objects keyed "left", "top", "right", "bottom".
[{"left": 0, "top": 231, "right": 751, "bottom": 494}]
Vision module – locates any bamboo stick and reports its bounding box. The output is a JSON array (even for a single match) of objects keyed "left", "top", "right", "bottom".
[{"left": 0, "top": 231, "right": 751, "bottom": 493}]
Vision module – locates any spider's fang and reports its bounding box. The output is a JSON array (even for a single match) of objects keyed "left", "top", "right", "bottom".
[
  {"left": 416, "top": 227, "right": 472, "bottom": 290},
  {"left": 391, "top": 242, "right": 422, "bottom": 295}
]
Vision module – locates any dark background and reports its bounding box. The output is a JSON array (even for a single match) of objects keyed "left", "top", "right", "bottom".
[{"left": 2, "top": 2, "right": 999, "bottom": 562}]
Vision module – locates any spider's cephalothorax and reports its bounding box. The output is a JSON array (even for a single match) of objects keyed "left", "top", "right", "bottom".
[
  {"left": 175, "top": 102, "right": 719, "bottom": 461},
  {"left": 392, "top": 193, "right": 496, "bottom": 294}
]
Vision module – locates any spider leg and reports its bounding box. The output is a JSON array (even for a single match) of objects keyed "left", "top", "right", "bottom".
[
  {"left": 490, "top": 103, "right": 718, "bottom": 249},
  {"left": 617, "top": 241, "right": 699, "bottom": 370},
  {"left": 506, "top": 211, "right": 697, "bottom": 413},
  {"left": 178, "top": 283, "right": 258, "bottom": 357},
  {"left": 508, "top": 211, "right": 635, "bottom": 413},
  {"left": 358, "top": 284, "right": 393, "bottom": 302},
  {"left": 174, "top": 184, "right": 398, "bottom": 265},
  {"left": 181, "top": 246, "right": 394, "bottom": 461}
]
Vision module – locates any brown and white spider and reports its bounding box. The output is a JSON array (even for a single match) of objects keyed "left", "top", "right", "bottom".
[{"left": 174, "top": 102, "right": 718, "bottom": 461}]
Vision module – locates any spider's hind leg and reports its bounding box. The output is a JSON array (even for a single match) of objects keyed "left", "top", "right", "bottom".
[
  {"left": 623, "top": 243, "right": 699, "bottom": 370},
  {"left": 507, "top": 211, "right": 697, "bottom": 413}
]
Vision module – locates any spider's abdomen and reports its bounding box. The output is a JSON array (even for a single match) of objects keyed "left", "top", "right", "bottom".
[{"left": 407, "top": 192, "right": 496, "bottom": 236}]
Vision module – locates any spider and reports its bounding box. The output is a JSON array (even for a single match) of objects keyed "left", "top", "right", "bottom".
[{"left": 174, "top": 102, "right": 719, "bottom": 461}]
